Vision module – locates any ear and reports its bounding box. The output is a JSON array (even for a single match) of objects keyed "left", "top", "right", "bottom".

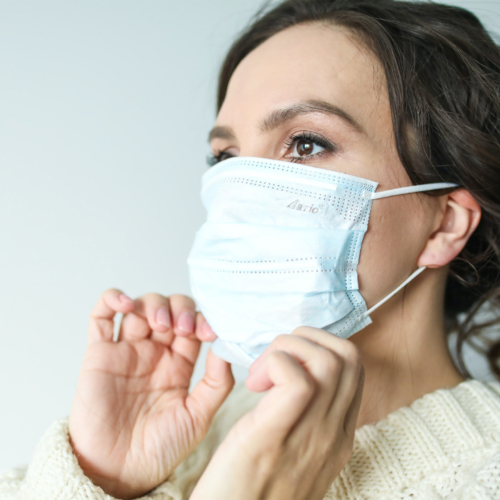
[{"left": 417, "top": 189, "right": 481, "bottom": 268}]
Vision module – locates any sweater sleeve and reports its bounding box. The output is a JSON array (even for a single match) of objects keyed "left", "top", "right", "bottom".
[
  {"left": 0, "top": 417, "right": 183, "bottom": 500},
  {"left": 0, "top": 382, "right": 262, "bottom": 500}
]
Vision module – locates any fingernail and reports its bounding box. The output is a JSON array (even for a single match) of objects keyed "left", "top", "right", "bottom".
[
  {"left": 202, "top": 320, "right": 214, "bottom": 338},
  {"left": 178, "top": 311, "right": 195, "bottom": 334},
  {"left": 119, "top": 293, "right": 133, "bottom": 303},
  {"left": 156, "top": 307, "right": 171, "bottom": 328}
]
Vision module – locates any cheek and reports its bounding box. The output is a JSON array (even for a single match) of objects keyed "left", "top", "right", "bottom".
[{"left": 357, "top": 195, "right": 430, "bottom": 306}]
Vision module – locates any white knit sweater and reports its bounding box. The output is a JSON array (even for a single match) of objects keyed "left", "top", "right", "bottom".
[{"left": 2, "top": 379, "right": 500, "bottom": 500}]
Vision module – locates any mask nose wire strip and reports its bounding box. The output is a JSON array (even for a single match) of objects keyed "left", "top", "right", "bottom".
[
  {"left": 359, "top": 266, "right": 427, "bottom": 319},
  {"left": 371, "top": 182, "right": 459, "bottom": 200},
  {"left": 202, "top": 169, "right": 340, "bottom": 195}
]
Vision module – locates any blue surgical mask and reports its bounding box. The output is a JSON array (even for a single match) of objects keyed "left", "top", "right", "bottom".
[{"left": 187, "top": 156, "right": 457, "bottom": 367}]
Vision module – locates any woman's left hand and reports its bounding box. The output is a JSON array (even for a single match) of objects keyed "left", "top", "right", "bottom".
[{"left": 190, "top": 327, "right": 365, "bottom": 500}]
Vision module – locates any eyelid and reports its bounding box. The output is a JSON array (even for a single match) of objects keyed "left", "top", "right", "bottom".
[
  {"left": 207, "top": 130, "right": 338, "bottom": 167},
  {"left": 284, "top": 130, "right": 336, "bottom": 149},
  {"left": 283, "top": 130, "right": 337, "bottom": 162},
  {"left": 207, "top": 149, "right": 236, "bottom": 167}
]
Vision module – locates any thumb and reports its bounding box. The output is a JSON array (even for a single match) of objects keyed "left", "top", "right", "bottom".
[{"left": 186, "top": 348, "right": 235, "bottom": 429}]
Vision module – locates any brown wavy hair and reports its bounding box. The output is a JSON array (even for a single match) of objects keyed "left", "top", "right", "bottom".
[{"left": 216, "top": 0, "right": 500, "bottom": 379}]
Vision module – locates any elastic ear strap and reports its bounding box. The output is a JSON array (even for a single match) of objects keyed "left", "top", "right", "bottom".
[
  {"left": 360, "top": 266, "right": 427, "bottom": 319},
  {"left": 371, "top": 182, "right": 459, "bottom": 200}
]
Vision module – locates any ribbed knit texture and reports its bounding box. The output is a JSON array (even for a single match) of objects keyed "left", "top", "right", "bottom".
[{"left": 2, "top": 379, "right": 500, "bottom": 499}]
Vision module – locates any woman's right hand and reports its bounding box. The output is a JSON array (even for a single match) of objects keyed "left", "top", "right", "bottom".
[{"left": 68, "top": 289, "right": 234, "bottom": 500}]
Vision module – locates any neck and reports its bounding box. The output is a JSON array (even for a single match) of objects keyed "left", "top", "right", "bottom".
[{"left": 351, "top": 266, "right": 466, "bottom": 429}]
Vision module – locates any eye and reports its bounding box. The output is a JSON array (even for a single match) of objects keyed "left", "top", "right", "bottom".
[
  {"left": 284, "top": 132, "right": 335, "bottom": 163},
  {"left": 206, "top": 150, "right": 235, "bottom": 167},
  {"left": 292, "top": 139, "right": 325, "bottom": 158}
]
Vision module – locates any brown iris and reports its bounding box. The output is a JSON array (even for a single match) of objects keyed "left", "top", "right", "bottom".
[{"left": 296, "top": 139, "right": 313, "bottom": 156}]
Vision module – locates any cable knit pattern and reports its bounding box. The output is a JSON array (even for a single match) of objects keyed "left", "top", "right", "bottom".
[{"left": 2, "top": 379, "right": 500, "bottom": 499}]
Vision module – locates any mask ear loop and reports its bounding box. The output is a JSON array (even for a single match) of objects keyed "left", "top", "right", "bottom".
[
  {"left": 359, "top": 266, "right": 427, "bottom": 319},
  {"left": 371, "top": 182, "right": 458, "bottom": 199},
  {"left": 359, "top": 181, "right": 459, "bottom": 318}
]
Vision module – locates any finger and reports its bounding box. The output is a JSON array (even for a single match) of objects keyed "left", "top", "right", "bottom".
[
  {"left": 169, "top": 294, "right": 197, "bottom": 338},
  {"left": 342, "top": 365, "right": 365, "bottom": 436},
  {"left": 249, "top": 334, "right": 340, "bottom": 386},
  {"left": 88, "top": 288, "right": 134, "bottom": 345},
  {"left": 249, "top": 327, "right": 348, "bottom": 376},
  {"left": 164, "top": 295, "right": 203, "bottom": 363},
  {"left": 170, "top": 333, "right": 202, "bottom": 366},
  {"left": 245, "top": 351, "right": 315, "bottom": 443},
  {"left": 118, "top": 309, "right": 154, "bottom": 342},
  {"left": 186, "top": 347, "right": 234, "bottom": 431},
  {"left": 291, "top": 326, "right": 361, "bottom": 362},
  {"left": 287, "top": 328, "right": 364, "bottom": 424},
  {"left": 117, "top": 293, "right": 173, "bottom": 344},
  {"left": 247, "top": 334, "right": 343, "bottom": 415},
  {"left": 195, "top": 312, "right": 218, "bottom": 342},
  {"left": 326, "top": 342, "right": 364, "bottom": 419}
]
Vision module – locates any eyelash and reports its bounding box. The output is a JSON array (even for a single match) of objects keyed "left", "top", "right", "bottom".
[
  {"left": 206, "top": 131, "right": 337, "bottom": 167},
  {"left": 284, "top": 131, "right": 336, "bottom": 163},
  {"left": 206, "top": 151, "right": 232, "bottom": 167}
]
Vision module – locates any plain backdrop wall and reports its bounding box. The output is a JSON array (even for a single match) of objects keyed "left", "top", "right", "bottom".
[{"left": 1, "top": 0, "right": 499, "bottom": 471}]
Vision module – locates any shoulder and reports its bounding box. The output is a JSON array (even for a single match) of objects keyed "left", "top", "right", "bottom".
[
  {"left": 443, "top": 378, "right": 500, "bottom": 438},
  {"left": 331, "top": 378, "right": 500, "bottom": 499},
  {"left": 397, "top": 379, "right": 500, "bottom": 498}
]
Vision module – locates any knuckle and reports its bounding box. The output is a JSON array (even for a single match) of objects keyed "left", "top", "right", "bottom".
[
  {"left": 271, "top": 334, "right": 290, "bottom": 347},
  {"left": 267, "top": 349, "right": 286, "bottom": 364},
  {"left": 293, "top": 373, "right": 315, "bottom": 400},
  {"left": 142, "top": 292, "right": 169, "bottom": 304},
  {"left": 290, "top": 326, "right": 312, "bottom": 337},
  {"left": 342, "top": 342, "right": 363, "bottom": 366},
  {"left": 103, "top": 287, "right": 122, "bottom": 298},
  {"left": 169, "top": 294, "right": 196, "bottom": 309},
  {"left": 317, "top": 350, "right": 343, "bottom": 379},
  {"left": 267, "top": 351, "right": 316, "bottom": 402}
]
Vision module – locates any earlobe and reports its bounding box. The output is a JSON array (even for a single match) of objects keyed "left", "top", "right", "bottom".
[{"left": 417, "top": 189, "right": 481, "bottom": 269}]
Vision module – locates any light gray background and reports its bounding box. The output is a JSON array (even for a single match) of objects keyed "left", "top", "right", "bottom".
[{"left": 1, "top": 0, "right": 499, "bottom": 471}]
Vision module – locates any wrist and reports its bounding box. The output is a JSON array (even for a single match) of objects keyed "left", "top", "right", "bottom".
[
  {"left": 190, "top": 439, "right": 270, "bottom": 500},
  {"left": 69, "top": 435, "right": 152, "bottom": 500}
]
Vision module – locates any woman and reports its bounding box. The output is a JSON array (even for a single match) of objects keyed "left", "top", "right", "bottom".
[{"left": 3, "top": 0, "right": 500, "bottom": 498}]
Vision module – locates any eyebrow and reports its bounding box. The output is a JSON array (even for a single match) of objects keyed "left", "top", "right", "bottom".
[
  {"left": 208, "top": 125, "right": 236, "bottom": 143},
  {"left": 207, "top": 98, "right": 365, "bottom": 143},
  {"left": 260, "top": 99, "right": 365, "bottom": 134}
]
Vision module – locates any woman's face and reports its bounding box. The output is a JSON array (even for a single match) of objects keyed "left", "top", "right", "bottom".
[{"left": 210, "top": 23, "right": 444, "bottom": 309}]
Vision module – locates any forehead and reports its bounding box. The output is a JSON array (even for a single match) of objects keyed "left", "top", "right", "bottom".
[{"left": 218, "top": 22, "right": 389, "bottom": 135}]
